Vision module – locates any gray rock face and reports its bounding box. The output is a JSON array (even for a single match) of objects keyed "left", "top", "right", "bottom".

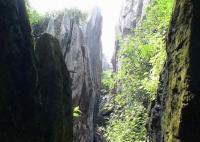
[
  {"left": 84, "top": 8, "right": 103, "bottom": 142},
  {"left": 117, "top": 0, "right": 150, "bottom": 36},
  {"left": 35, "top": 33, "right": 73, "bottom": 142},
  {"left": 0, "top": 0, "right": 73, "bottom": 142},
  {"left": 33, "top": 8, "right": 103, "bottom": 142},
  {"left": 112, "top": 0, "right": 150, "bottom": 71},
  {"left": 85, "top": 8, "right": 102, "bottom": 88},
  {"left": 146, "top": 0, "right": 200, "bottom": 142}
]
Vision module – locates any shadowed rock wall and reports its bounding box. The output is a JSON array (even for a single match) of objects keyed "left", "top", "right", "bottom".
[
  {"left": 0, "top": 0, "right": 73, "bottom": 141},
  {"left": 35, "top": 33, "right": 73, "bottom": 142},
  {"left": 146, "top": 0, "right": 200, "bottom": 141},
  {"left": 0, "top": 0, "right": 38, "bottom": 141}
]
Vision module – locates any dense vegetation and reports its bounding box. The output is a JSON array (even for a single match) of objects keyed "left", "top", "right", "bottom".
[
  {"left": 25, "top": 0, "right": 87, "bottom": 25},
  {"left": 25, "top": 0, "right": 44, "bottom": 24},
  {"left": 102, "top": 0, "right": 173, "bottom": 141}
]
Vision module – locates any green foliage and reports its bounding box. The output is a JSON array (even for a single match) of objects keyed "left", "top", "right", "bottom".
[
  {"left": 25, "top": 0, "right": 44, "bottom": 25},
  {"left": 44, "top": 8, "right": 88, "bottom": 26},
  {"left": 73, "top": 106, "right": 81, "bottom": 118},
  {"left": 104, "top": 0, "right": 173, "bottom": 141},
  {"left": 25, "top": 0, "right": 87, "bottom": 26},
  {"left": 101, "top": 70, "right": 115, "bottom": 91},
  {"left": 105, "top": 96, "right": 147, "bottom": 142}
]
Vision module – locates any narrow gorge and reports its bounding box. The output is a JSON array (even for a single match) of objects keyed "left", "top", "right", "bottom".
[{"left": 0, "top": 0, "right": 200, "bottom": 142}]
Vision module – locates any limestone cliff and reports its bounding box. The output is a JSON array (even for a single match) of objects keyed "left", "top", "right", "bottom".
[
  {"left": 0, "top": 0, "right": 73, "bottom": 142},
  {"left": 146, "top": 0, "right": 200, "bottom": 141},
  {"left": 33, "top": 8, "right": 103, "bottom": 142},
  {"left": 84, "top": 8, "right": 103, "bottom": 142},
  {"left": 112, "top": 0, "right": 150, "bottom": 72},
  {"left": 117, "top": 0, "right": 150, "bottom": 36}
]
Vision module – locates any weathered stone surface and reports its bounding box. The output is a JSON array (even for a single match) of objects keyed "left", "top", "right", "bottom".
[
  {"left": 85, "top": 8, "right": 102, "bottom": 89},
  {"left": 146, "top": 0, "right": 200, "bottom": 142},
  {"left": 35, "top": 33, "right": 73, "bottom": 142},
  {"left": 32, "top": 8, "right": 103, "bottom": 142},
  {"left": 84, "top": 8, "right": 103, "bottom": 142},
  {"left": 35, "top": 13, "right": 86, "bottom": 106},
  {"left": 0, "top": 1, "right": 73, "bottom": 141},
  {"left": 117, "top": 0, "right": 150, "bottom": 36}
]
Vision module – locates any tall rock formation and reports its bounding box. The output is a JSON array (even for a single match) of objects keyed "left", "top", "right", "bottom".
[
  {"left": 0, "top": 0, "right": 37, "bottom": 141},
  {"left": 33, "top": 8, "right": 103, "bottom": 142},
  {"left": 84, "top": 8, "right": 103, "bottom": 142},
  {"left": 118, "top": 0, "right": 150, "bottom": 36},
  {"left": 112, "top": 0, "right": 150, "bottom": 71},
  {"left": 0, "top": 0, "right": 73, "bottom": 141},
  {"left": 146, "top": 0, "right": 200, "bottom": 141},
  {"left": 35, "top": 33, "right": 73, "bottom": 142},
  {"left": 85, "top": 8, "right": 102, "bottom": 89}
]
